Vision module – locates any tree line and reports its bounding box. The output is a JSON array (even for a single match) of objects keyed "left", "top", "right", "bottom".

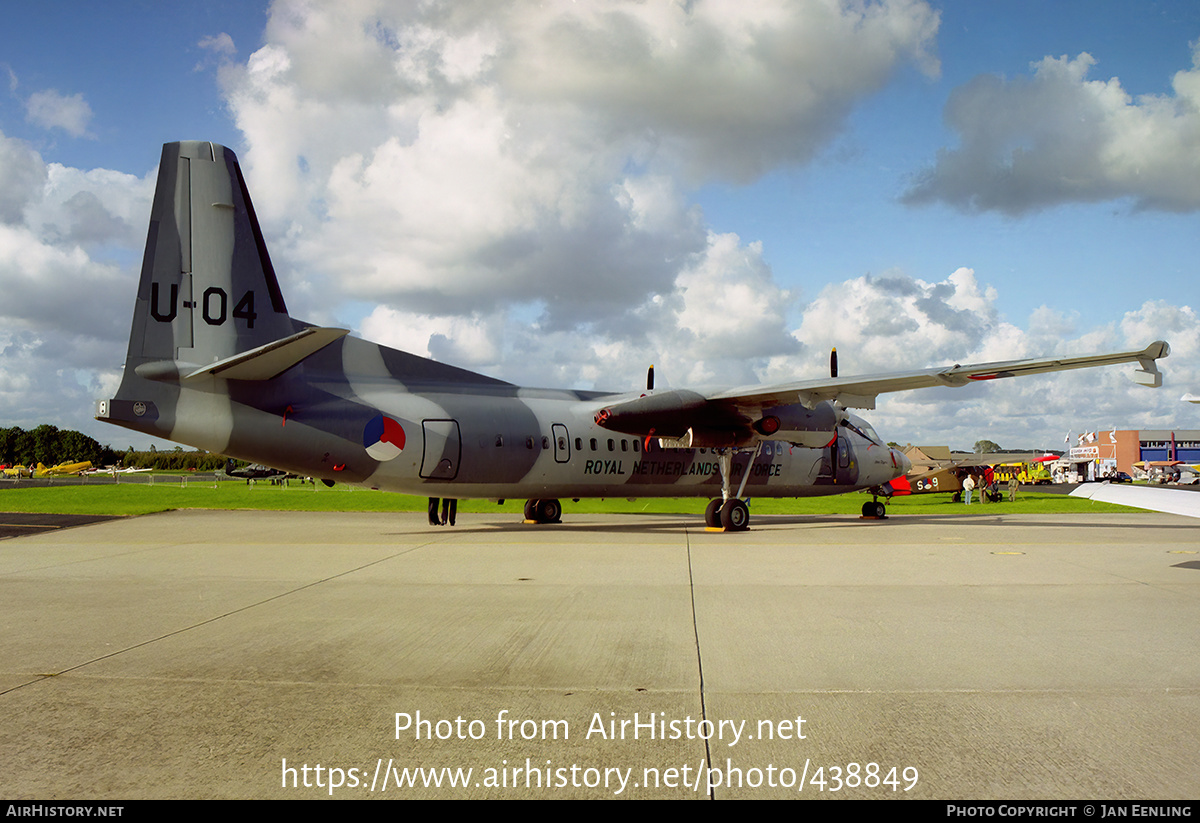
[{"left": 0, "top": 425, "right": 227, "bottom": 471}]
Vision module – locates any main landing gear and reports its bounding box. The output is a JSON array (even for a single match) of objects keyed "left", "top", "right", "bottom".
[
  {"left": 704, "top": 447, "right": 755, "bottom": 532},
  {"left": 704, "top": 497, "right": 750, "bottom": 530},
  {"left": 524, "top": 498, "right": 562, "bottom": 524}
]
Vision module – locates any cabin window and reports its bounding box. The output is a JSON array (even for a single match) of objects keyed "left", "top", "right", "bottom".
[
  {"left": 542, "top": 436, "right": 550, "bottom": 449},
  {"left": 495, "top": 435, "right": 504, "bottom": 447},
  {"left": 608, "top": 439, "right": 615, "bottom": 451},
  {"left": 575, "top": 437, "right": 582, "bottom": 451},
  {"left": 590, "top": 438, "right": 597, "bottom": 451},
  {"left": 632, "top": 440, "right": 640, "bottom": 452},
  {"left": 526, "top": 436, "right": 534, "bottom": 449},
  {"left": 621, "top": 439, "right": 628, "bottom": 451}
]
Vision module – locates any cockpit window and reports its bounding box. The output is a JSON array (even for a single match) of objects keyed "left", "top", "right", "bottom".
[{"left": 842, "top": 419, "right": 883, "bottom": 446}]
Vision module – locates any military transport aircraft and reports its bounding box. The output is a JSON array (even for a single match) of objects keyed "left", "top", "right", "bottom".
[{"left": 95, "top": 142, "right": 1171, "bottom": 531}]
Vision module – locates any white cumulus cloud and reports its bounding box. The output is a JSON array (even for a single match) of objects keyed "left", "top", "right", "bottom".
[
  {"left": 905, "top": 47, "right": 1200, "bottom": 213},
  {"left": 0, "top": 129, "right": 152, "bottom": 437},
  {"left": 762, "top": 269, "right": 1198, "bottom": 448},
  {"left": 25, "top": 89, "right": 94, "bottom": 138},
  {"left": 213, "top": 0, "right": 939, "bottom": 370}
]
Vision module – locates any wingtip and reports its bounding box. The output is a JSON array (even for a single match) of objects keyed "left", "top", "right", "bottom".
[{"left": 1146, "top": 340, "right": 1170, "bottom": 359}]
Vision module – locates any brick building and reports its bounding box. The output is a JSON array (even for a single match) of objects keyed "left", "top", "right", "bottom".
[{"left": 1066, "top": 429, "right": 1199, "bottom": 478}]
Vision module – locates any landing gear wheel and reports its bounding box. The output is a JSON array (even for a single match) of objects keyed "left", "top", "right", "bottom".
[
  {"left": 537, "top": 498, "right": 562, "bottom": 523},
  {"left": 719, "top": 499, "right": 750, "bottom": 531},
  {"left": 524, "top": 498, "right": 562, "bottom": 524},
  {"left": 861, "top": 500, "right": 886, "bottom": 518},
  {"left": 704, "top": 498, "right": 723, "bottom": 528}
]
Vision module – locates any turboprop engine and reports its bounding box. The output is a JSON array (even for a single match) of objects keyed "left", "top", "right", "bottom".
[
  {"left": 751, "top": 401, "right": 841, "bottom": 448},
  {"left": 593, "top": 390, "right": 842, "bottom": 449}
]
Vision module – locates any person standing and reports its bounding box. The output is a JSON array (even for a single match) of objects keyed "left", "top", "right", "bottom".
[{"left": 963, "top": 473, "right": 976, "bottom": 505}]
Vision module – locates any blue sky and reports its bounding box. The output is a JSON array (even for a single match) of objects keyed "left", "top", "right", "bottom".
[
  {"left": 696, "top": 1, "right": 1200, "bottom": 325},
  {"left": 1, "top": 1, "right": 1196, "bottom": 452}
]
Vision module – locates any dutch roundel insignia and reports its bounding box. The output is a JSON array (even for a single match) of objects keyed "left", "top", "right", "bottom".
[{"left": 363, "top": 413, "right": 405, "bottom": 461}]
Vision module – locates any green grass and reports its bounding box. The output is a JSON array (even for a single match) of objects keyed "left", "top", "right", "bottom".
[{"left": 0, "top": 479, "right": 1139, "bottom": 517}]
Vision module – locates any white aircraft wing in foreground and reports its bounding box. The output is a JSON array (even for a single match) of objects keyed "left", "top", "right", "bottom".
[{"left": 1070, "top": 483, "right": 1200, "bottom": 519}]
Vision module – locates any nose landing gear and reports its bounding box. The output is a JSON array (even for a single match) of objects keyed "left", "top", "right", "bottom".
[
  {"left": 861, "top": 500, "right": 887, "bottom": 518},
  {"left": 861, "top": 489, "right": 889, "bottom": 519}
]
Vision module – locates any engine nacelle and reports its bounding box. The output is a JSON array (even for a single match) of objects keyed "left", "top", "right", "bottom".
[
  {"left": 752, "top": 401, "right": 840, "bottom": 448},
  {"left": 595, "top": 390, "right": 737, "bottom": 437}
]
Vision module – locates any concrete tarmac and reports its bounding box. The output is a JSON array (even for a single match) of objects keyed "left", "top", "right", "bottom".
[{"left": 1, "top": 509, "right": 1197, "bottom": 799}]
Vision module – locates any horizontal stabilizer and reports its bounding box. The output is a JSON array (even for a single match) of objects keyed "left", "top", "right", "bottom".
[{"left": 184, "top": 326, "right": 349, "bottom": 381}]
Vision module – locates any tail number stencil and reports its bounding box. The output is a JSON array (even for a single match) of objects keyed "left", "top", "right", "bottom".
[
  {"left": 150, "top": 284, "right": 257, "bottom": 329},
  {"left": 150, "top": 282, "right": 178, "bottom": 323}
]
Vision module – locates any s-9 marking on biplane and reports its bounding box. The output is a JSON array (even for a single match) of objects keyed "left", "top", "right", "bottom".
[{"left": 96, "top": 142, "right": 1170, "bottom": 531}]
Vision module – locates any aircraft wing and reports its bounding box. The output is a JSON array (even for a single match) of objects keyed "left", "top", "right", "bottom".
[
  {"left": 705, "top": 340, "right": 1169, "bottom": 410},
  {"left": 594, "top": 341, "right": 1169, "bottom": 447},
  {"left": 1070, "top": 482, "right": 1200, "bottom": 519}
]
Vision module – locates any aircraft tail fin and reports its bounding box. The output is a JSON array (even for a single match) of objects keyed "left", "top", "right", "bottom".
[
  {"left": 123, "top": 141, "right": 297, "bottom": 370},
  {"left": 97, "top": 141, "right": 483, "bottom": 448},
  {"left": 97, "top": 142, "right": 346, "bottom": 442}
]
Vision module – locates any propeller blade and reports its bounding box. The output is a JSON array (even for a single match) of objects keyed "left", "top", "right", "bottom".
[
  {"left": 830, "top": 348, "right": 838, "bottom": 378},
  {"left": 646, "top": 364, "right": 655, "bottom": 391}
]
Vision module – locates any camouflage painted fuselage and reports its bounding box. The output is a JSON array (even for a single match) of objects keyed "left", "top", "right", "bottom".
[
  {"left": 102, "top": 300, "right": 901, "bottom": 499},
  {"left": 96, "top": 141, "right": 903, "bottom": 502},
  {"left": 99, "top": 142, "right": 1166, "bottom": 513}
]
